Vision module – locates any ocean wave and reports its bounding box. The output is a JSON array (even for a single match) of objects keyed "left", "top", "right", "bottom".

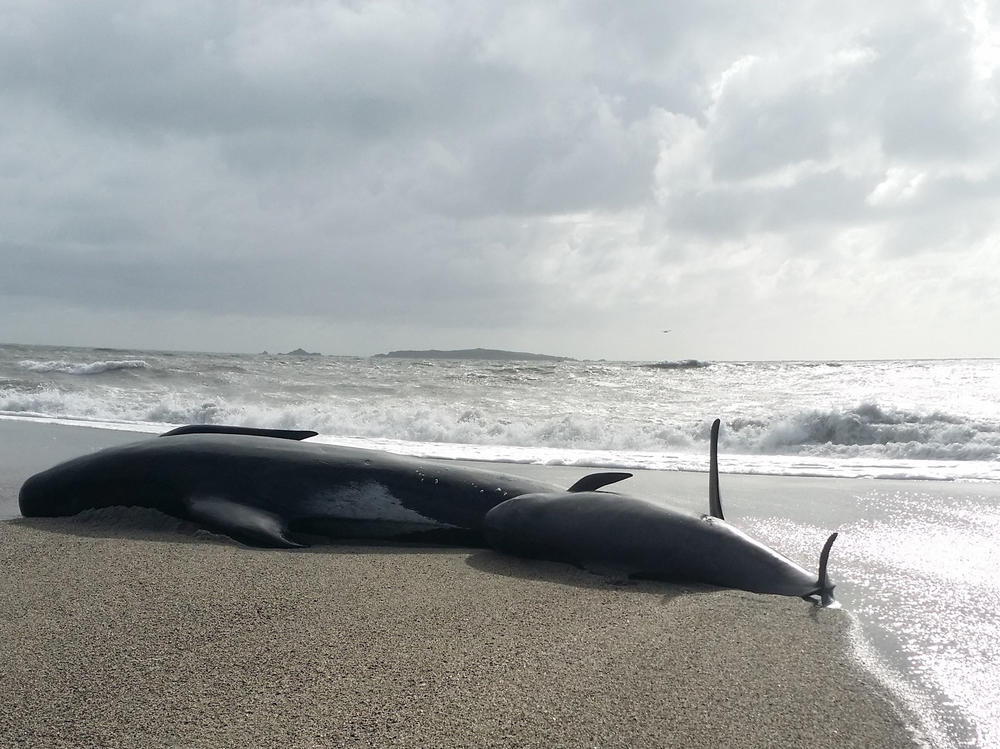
[
  {"left": 641, "top": 359, "right": 712, "bottom": 370},
  {"left": 2, "top": 370, "right": 999, "bottom": 476},
  {"left": 18, "top": 359, "right": 152, "bottom": 375},
  {"left": 4, "top": 410, "right": 999, "bottom": 482},
  {"left": 727, "top": 403, "right": 1000, "bottom": 461}
]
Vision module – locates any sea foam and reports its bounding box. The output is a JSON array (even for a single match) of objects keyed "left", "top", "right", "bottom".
[
  {"left": 18, "top": 359, "right": 152, "bottom": 375},
  {"left": 3, "top": 349, "right": 999, "bottom": 481}
]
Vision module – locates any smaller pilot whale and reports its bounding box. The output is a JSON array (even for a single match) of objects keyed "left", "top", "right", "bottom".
[{"left": 484, "top": 419, "right": 838, "bottom": 606}]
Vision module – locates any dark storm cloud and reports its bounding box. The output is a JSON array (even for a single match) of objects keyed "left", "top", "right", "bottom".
[{"left": 1, "top": 213, "right": 554, "bottom": 327}]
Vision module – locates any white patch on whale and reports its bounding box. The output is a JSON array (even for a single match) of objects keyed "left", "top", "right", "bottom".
[{"left": 303, "top": 481, "right": 453, "bottom": 527}]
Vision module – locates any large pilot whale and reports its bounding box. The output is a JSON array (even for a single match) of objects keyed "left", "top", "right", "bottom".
[
  {"left": 18, "top": 425, "right": 631, "bottom": 547},
  {"left": 484, "top": 420, "right": 839, "bottom": 606}
]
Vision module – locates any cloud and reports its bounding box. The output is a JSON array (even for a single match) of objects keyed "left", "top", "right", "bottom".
[{"left": 1, "top": 0, "right": 999, "bottom": 358}]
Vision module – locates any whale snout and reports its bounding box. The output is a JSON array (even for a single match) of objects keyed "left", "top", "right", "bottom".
[
  {"left": 18, "top": 465, "right": 95, "bottom": 518},
  {"left": 18, "top": 470, "right": 61, "bottom": 517}
]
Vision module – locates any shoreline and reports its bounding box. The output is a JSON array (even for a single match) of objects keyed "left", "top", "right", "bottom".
[
  {"left": 3, "top": 412, "right": 995, "bottom": 483},
  {"left": 2, "top": 420, "right": 921, "bottom": 747}
]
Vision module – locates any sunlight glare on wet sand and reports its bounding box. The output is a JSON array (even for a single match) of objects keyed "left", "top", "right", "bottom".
[{"left": 748, "top": 489, "right": 1000, "bottom": 749}]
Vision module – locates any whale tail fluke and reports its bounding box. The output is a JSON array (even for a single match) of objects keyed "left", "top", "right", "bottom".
[
  {"left": 709, "top": 418, "right": 724, "bottom": 520},
  {"left": 804, "top": 532, "right": 839, "bottom": 606}
]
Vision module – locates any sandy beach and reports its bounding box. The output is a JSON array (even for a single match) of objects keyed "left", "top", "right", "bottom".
[{"left": 1, "top": 421, "right": 917, "bottom": 748}]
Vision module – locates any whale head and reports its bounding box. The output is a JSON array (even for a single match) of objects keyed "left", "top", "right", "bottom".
[{"left": 18, "top": 443, "right": 180, "bottom": 518}]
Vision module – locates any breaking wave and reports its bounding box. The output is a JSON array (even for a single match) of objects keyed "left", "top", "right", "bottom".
[
  {"left": 642, "top": 359, "right": 712, "bottom": 370},
  {"left": 2, "top": 383, "right": 997, "bottom": 471},
  {"left": 18, "top": 359, "right": 152, "bottom": 375},
  {"left": 3, "top": 350, "right": 999, "bottom": 480},
  {"left": 728, "top": 403, "right": 999, "bottom": 461}
]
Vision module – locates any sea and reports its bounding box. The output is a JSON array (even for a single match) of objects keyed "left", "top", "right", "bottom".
[{"left": 2, "top": 342, "right": 998, "bottom": 748}]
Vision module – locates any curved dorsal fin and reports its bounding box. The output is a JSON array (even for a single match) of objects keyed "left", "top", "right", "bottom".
[
  {"left": 160, "top": 424, "right": 319, "bottom": 441},
  {"left": 567, "top": 472, "right": 633, "bottom": 493},
  {"left": 817, "top": 532, "right": 838, "bottom": 607},
  {"left": 709, "top": 418, "right": 724, "bottom": 520}
]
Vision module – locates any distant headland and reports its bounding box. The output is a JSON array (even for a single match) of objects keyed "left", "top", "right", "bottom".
[
  {"left": 275, "top": 348, "right": 322, "bottom": 356},
  {"left": 373, "top": 348, "right": 570, "bottom": 362}
]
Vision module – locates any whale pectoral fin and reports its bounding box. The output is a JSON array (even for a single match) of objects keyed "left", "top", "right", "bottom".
[
  {"left": 161, "top": 425, "right": 319, "bottom": 440},
  {"left": 567, "top": 472, "right": 633, "bottom": 492},
  {"left": 187, "top": 495, "right": 304, "bottom": 548}
]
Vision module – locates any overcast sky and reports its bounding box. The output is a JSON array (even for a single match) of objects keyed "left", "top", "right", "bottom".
[{"left": 2, "top": 1, "right": 999, "bottom": 360}]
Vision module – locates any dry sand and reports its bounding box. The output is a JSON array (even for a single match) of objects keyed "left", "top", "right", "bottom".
[{"left": 0, "top": 421, "right": 918, "bottom": 748}]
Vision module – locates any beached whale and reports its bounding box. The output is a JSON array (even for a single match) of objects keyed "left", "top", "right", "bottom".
[
  {"left": 18, "top": 426, "right": 632, "bottom": 547},
  {"left": 484, "top": 420, "right": 839, "bottom": 606}
]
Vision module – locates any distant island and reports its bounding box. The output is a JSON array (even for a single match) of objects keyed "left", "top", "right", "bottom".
[
  {"left": 283, "top": 348, "right": 322, "bottom": 356},
  {"left": 374, "top": 348, "right": 570, "bottom": 362}
]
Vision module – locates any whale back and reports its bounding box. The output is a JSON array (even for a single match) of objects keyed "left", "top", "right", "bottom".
[{"left": 484, "top": 490, "right": 828, "bottom": 600}]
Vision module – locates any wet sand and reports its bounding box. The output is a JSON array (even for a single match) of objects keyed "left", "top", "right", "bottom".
[{"left": 0, "top": 421, "right": 916, "bottom": 748}]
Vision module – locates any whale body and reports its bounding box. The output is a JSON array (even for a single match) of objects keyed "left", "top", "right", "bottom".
[
  {"left": 18, "top": 425, "right": 631, "bottom": 548},
  {"left": 484, "top": 420, "right": 838, "bottom": 605},
  {"left": 19, "top": 421, "right": 837, "bottom": 605}
]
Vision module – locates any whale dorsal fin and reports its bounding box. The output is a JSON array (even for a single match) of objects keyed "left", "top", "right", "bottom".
[
  {"left": 567, "top": 472, "right": 633, "bottom": 492},
  {"left": 709, "top": 418, "right": 724, "bottom": 520},
  {"left": 817, "top": 532, "right": 838, "bottom": 607},
  {"left": 160, "top": 425, "right": 319, "bottom": 440}
]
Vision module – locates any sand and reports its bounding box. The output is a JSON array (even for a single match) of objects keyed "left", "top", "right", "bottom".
[{"left": 0, "top": 421, "right": 917, "bottom": 748}]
